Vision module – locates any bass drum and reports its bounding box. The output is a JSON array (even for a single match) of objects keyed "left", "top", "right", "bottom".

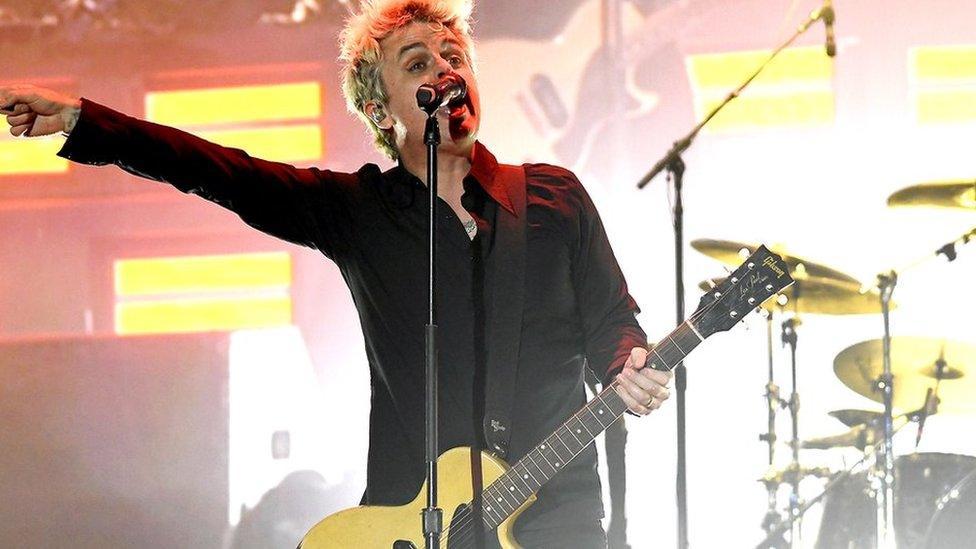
[
  {"left": 924, "top": 468, "right": 976, "bottom": 548},
  {"left": 816, "top": 453, "right": 976, "bottom": 549}
]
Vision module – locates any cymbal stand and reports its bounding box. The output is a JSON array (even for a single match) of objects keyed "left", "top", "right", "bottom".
[
  {"left": 874, "top": 271, "right": 897, "bottom": 549},
  {"left": 913, "top": 352, "right": 946, "bottom": 450},
  {"left": 759, "top": 311, "right": 785, "bottom": 541},
  {"left": 780, "top": 315, "right": 802, "bottom": 548}
]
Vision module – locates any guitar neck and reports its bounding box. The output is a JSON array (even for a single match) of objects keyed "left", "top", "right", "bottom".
[{"left": 478, "top": 320, "right": 704, "bottom": 529}]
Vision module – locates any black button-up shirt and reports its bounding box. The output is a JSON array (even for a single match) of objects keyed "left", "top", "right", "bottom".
[{"left": 58, "top": 99, "right": 648, "bottom": 531}]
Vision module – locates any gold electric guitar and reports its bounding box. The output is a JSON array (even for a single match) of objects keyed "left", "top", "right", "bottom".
[{"left": 300, "top": 246, "right": 793, "bottom": 549}]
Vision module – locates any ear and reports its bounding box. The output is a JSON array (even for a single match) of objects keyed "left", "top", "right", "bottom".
[{"left": 364, "top": 101, "right": 393, "bottom": 130}]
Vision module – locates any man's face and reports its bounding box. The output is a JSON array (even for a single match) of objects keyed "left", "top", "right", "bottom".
[{"left": 375, "top": 21, "right": 480, "bottom": 159}]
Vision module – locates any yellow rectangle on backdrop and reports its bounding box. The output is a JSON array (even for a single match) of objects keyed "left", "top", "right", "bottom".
[
  {"left": 696, "top": 90, "right": 835, "bottom": 132},
  {"left": 115, "top": 252, "right": 291, "bottom": 297},
  {"left": 0, "top": 137, "right": 70, "bottom": 176},
  {"left": 116, "top": 295, "right": 292, "bottom": 335},
  {"left": 912, "top": 46, "right": 976, "bottom": 82},
  {"left": 196, "top": 124, "right": 322, "bottom": 162},
  {"left": 146, "top": 82, "right": 322, "bottom": 126},
  {"left": 688, "top": 46, "right": 833, "bottom": 89},
  {"left": 916, "top": 89, "right": 976, "bottom": 124}
]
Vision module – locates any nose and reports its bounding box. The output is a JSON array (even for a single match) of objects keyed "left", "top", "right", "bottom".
[{"left": 433, "top": 56, "right": 453, "bottom": 79}]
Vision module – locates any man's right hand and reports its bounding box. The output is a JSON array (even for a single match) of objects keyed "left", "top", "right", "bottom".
[{"left": 0, "top": 85, "right": 82, "bottom": 138}]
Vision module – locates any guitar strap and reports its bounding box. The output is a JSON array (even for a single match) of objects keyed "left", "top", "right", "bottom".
[{"left": 482, "top": 164, "right": 527, "bottom": 460}]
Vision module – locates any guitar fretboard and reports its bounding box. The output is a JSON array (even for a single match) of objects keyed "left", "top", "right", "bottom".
[{"left": 475, "top": 320, "right": 704, "bottom": 530}]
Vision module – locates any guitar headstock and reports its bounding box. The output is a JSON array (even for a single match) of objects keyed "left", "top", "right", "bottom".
[{"left": 691, "top": 245, "right": 794, "bottom": 338}]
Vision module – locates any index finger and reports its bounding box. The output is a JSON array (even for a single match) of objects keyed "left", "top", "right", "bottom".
[
  {"left": 639, "top": 367, "right": 673, "bottom": 385},
  {"left": 0, "top": 85, "right": 30, "bottom": 113}
]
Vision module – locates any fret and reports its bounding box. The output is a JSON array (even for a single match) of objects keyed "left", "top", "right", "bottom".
[
  {"left": 565, "top": 418, "right": 587, "bottom": 446},
  {"left": 585, "top": 397, "right": 613, "bottom": 430},
  {"left": 654, "top": 338, "right": 685, "bottom": 369},
  {"left": 606, "top": 389, "right": 630, "bottom": 417},
  {"left": 539, "top": 441, "right": 567, "bottom": 472},
  {"left": 481, "top": 497, "right": 503, "bottom": 526},
  {"left": 649, "top": 347, "right": 671, "bottom": 370},
  {"left": 504, "top": 474, "right": 528, "bottom": 499},
  {"left": 574, "top": 411, "right": 596, "bottom": 438},
  {"left": 524, "top": 450, "right": 549, "bottom": 485},
  {"left": 673, "top": 322, "right": 703, "bottom": 354},
  {"left": 579, "top": 404, "right": 606, "bottom": 434},
  {"left": 486, "top": 483, "right": 517, "bottom": 516},
  {"left": 552, "top": 428, "right": 577, "bottom": 457},
  {"left": 666, "top": 333, "right": 686, "bottom": 354},
  {"left": 514, "top": 461, "right": 541, "bottom": 492}
]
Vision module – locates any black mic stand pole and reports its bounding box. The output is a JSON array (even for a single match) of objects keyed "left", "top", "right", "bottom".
[
  {"left": 634, "top": 5, "right": 833, "bottom": 548},
  {"left": 422, "top": 106, "right": 443, "bottom": 549}
]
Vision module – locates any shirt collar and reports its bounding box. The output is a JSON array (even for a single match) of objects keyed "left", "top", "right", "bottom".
[
  {"left": 389, "top": 141, "right": 516, "bottom": 215},
  {"left": 467, "top": 141, "right": 516, "bottom": 215}
]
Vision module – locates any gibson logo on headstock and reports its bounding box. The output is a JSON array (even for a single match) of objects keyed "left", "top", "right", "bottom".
[{"left": 762, "top": 256, "right": 786, "bottom": 277}]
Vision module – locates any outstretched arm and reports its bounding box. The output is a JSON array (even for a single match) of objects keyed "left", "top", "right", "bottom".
[{"left": 0, "top": 85, "right": 354, "bottom": 256}]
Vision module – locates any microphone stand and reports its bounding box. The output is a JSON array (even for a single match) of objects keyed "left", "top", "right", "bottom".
[
  {"left": 421, "top": 103, "right": 443, "bottom": 549},
  {"left": 866, "top": 227, "right": 972, "bottom": 549},
  {"left": 634, "top": 5, "right": 833, "bottom": 547}
]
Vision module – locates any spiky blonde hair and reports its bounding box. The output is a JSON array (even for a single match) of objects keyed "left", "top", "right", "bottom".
[{"left": 339, "top": 0, "right": 475, "bottom": 160}]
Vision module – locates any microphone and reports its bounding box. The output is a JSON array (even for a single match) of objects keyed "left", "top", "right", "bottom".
[
  {"left": 822, "top": 0, "right": 836, "bottom": 57},
  {"left": 416, "top": 73, "right": 467, "bottom": 113}
]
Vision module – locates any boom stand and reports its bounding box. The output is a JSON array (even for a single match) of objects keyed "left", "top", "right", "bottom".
[
  {"left": 874, "top": 272, "right": 897, "bottom": 549},
  {"left": 634, "top": 5, "right": 833, "bottom": 547},
  {"left": 422, "top": 112, "right": 443, "bottom": 549},
  {"left": 780, "top": 315, "right": 801, "bottom": 547}
]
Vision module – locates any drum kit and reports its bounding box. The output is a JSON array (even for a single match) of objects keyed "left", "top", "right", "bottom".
[{"left": 691, "top": 180, "right": 975, "bottom": 549}]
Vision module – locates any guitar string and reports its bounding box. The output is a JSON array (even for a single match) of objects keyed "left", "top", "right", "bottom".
[
  {"left": 438, "top": 275, "right": 772, "bottom": 547},
  {"left": 439, "top": 292, "right": 731, "bottom": 548}
]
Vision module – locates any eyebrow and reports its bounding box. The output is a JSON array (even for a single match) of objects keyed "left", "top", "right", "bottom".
[{"left": 397, "top": 38, "right": 464, "bottom": 61}]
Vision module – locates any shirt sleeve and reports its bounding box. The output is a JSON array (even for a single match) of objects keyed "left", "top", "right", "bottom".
[
  {"left": 57, "top": 98, "right": 354, "bottom": 258},
  {"left": 566, "top": 173, "right": 648, "bottom": 386}
]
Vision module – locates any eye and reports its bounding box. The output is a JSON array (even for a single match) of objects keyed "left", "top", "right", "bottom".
[
  {"left": 408, "top": 60, "right": 426, "bottom": 73},
  {"left": 448, "top": 55, "right": 464, "bottom": 68}
]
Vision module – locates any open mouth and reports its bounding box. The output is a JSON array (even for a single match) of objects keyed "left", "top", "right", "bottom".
[{"left": 448, "top": 94, "right": 473, "bottom": 119}]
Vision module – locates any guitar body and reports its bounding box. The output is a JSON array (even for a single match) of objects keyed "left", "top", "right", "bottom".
[{"left": 300, "top": 447, "right": 534, "bottom": 549}]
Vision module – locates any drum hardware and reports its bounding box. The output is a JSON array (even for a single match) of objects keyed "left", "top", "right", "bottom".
[
  {"left": 833, "top": 338, "right": 976, "bottom": 415},
  {"left": 923, "top": 468, "right": 976, "bottom": 548},
  {"left": 754, "top": 420, "right": 911, "bottom": 549},
  {"left": 801, "top": 423, "right": 879, "bottom": 452},
  {"left": 827, "top": 409, "right": 884, "bottom": 429},
  {"left": 691, "top": 239, "right": 860, "bottom": 284},
  {"left": 887, "top": 180, "right": 976, "bottom": 210},
  {"left": 874, "top": 270, "right": 898, "bottom": 549},
  {"left": 695, "top": 240, "right": 873, "bottom": 548},
  {"left": 699, "top": 275, "right": 894, "bottom": 315},
  {"left": 760, "top": 464, "right": 834, "bottom": 486}
]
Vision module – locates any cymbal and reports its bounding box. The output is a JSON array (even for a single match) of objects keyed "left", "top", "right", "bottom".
[
  {"left": 828, "top": 409, "right": 883, "bottom": 428},
  {"left": 759, "top": 464, "right": 833, "bottom": 485},
  {"left": 802, "top": 425, "right": 877, "bottom": 451},
  {"left": 888, "top": 181, "right": 976, "bottom": 210},
  {"left": 691, "top": 239, "right": 859, "bottom": 284},
  {"left": 697, "top": 275, "right": 893, "bottom": 315},
  {"left": 834, "top": 337, "right": 976, "bottom": 413}
]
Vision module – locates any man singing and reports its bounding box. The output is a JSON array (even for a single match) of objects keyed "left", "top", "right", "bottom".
[{"left": 1, "top": 1, "right": 671, "bottom": 547}]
